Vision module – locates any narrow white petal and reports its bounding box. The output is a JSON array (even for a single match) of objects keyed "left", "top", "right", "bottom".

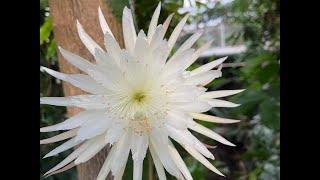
[
  {"left": 188, "top": 121, "right": 235, "bottom": 146},
  {"left": 134, "top": 30, "right": 150, "bottom": 63},
  {"left": 200, "top": 89, "right": 245, "bottom": 99},
  {"left": 40, "top": 110, "right": 103, "bottom": 132},
  {"left": 105, "top": 123, "right": 125, "bottom": 145},
  {"left": 150, "top": 129, "right": 181, "bottom": 178},
  {"left": 149, "top": 144, "right": 167, "bottom": 180},
  {"left": 43, "top": 138, "right": 82, "bottom": 158},
  {"left": 150, "top": 25, "right": 165, "bottom": 50},
  {"left": 75, "top": 135, "right": 108, "bottom": 164},
  {"left": 44, "top": 162, "right": 76, "bottom": 177},
  {"left": 40, "top": 95, "right": 107, "bottom": 109},
  {"left": 166, "top": 110, "right": 190, "bottom": 130},
  {"left": 58, "top": 46, "right": 94, "bottom": 73},
  {"left": 41, "top": 67, "right": 106, "bottom": 94},
  {"left": 167, "top": 126, "right": 214, "bottom": 160},
  {"left": 175, "top": 31, "right": 202, "bottom": 55},
  {"left": 131, "top": 134, "right": 148, "bottom": 162},
  {"left": 133, "top": 161, "right": 143, "bottom": 180},
  {"left": 97, "top": 144, "right": 119, "bottom": 180},
  {"left": 40, "top": 97, "right": 70, "bottom": 106},
  {"left": 152, "top": 39, "right": 169, "bottom": 70},
  {"left": 163, "top": 13, "right": 174, "bottom": 35},
  {"left": 185, "top": 70, "right": 222, "bottom": 86},
  {"left": 168, "top": 141, "right": 193, "bottom": 180},
  {"left": 168, "top": 88, "right": 199, "bottom": 103},
  {"left": 40, "top": 129, "right": 78, "bottom": 144},
  {"left": 164, "top": 49, "right": 195, "bottom": 75},
  {"left": 168, "top": 14, "right": 189, "bottom": 51},
  {"left": 75, "top": 112, "right": 112, "bottom": 141},
  {"left": 207, "top": 99, "right": 240, "bottom": 108},
  {"left": 172, "top": 100, "right": 212, "bottom": 113},
  {"left": 76, "top": 20, "right": 104, "bottom": 56},
  {"left": 122, "top": 7, "right": 137, "bottom": 53},
  {"left": 185, "top": 40, "right": 213, "bottom": 69},
  {"left": 111, "top": 132, "right": 131, "bottom": 175},
  {"left": 189, "top": 113, "right": 240, "bottom": 124},
  {"left": 183, "top": 144, "right": 225, "bottom": 177},
  {"left": 44, "top": 140, "right": 91, "bottom": 176},
  {"left": 114, "top": 164, "right": 126, "bottom": 180},
  {"left": 87, "top": 68, "right": 119, "bottom": 91},
  {"left": 104, "top": 33, "right": 122, "bottom": 65},
  {"left": 98, "top": 6, "right": 115, "bottom": 38},
  {"left": 190, "top": 57, "right": 227, "bottom": 76},
  {"left": 94, "top": 48, "right": 117, "bottom": 68},
  {"left": 147, "top": 2, "right": 161, "bottom": 42}
]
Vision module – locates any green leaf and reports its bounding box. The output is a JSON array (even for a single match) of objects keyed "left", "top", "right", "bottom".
[
  {"left": 259, "top": 98, "right": 280, "bottom": 130},
  {"left": 248, "top": 167, "right": 262, "bottom": 180},
  {"left": 46, "top": 39, "right": 57, "bottom": 60},
  {"left": 40, "top": 16, "right": 52, "bottom": 45},
  {"left": 105, "top": 0, "right": 130, "bottom": 22}
]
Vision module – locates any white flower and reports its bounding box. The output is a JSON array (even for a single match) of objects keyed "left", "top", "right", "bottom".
[{"left": 40, "top": 3, "right": 244, "bottom": 179}]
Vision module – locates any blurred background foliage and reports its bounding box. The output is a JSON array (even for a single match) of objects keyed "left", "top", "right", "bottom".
[{"left": 40, "top": 0, "right": 279, "bottom": 179}]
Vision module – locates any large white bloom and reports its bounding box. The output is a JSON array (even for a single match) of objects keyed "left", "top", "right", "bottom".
[{"left": 40, "top": 3, "right": 244, "bottom": 179}]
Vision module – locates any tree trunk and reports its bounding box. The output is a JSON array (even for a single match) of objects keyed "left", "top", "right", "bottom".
[{"left": 49, "top": 0, "right": 124, "bottom": 179}]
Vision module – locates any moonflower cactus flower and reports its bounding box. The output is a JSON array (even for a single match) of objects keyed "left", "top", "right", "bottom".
[{"left": 40, "top": 3, "right": 244, "bottom": 179}]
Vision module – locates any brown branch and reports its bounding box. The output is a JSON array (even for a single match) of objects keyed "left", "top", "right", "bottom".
[{"left": 49, "top": 0, "right": 124, "bottom": 179}]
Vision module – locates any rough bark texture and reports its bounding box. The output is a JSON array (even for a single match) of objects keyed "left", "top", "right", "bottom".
[{"left": 49, "top": 0, "right": 124, "bottom": 179}]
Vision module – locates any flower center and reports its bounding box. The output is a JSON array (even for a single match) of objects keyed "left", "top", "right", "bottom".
[
  {"left": 132, "top": 91, "right": 146, "bottom": 103},
  {"left": 106, "top": 83, "right": 169, "bottom": 132}
]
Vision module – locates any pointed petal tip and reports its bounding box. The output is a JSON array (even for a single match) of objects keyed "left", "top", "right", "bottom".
[
  {"left": 57, "top": 45, "right": 62, "bottom": 51},
  {"left": 43, "top": 173, "right": 49, "bottom": 178},
  {"left": 43, "top": 154, "right": 50, "bottom": 159},
  {"left": 40, "top": 97, "right": 50, "bottom": 104},
  {"left": 233, "top": 119, "right": 241, "bottom": 123},
  {"left": 40, "top": 66, "right": 52, "bottom": 74},
  {"left": 40, "top": 127, "right": 46, "bottom": 132},
  {"left": 155, "top": 2, "right": 161, "bottom": 11},
  {"left": 209, "top": 155, "right": 215, "bottom": 160},
  {"left": 231, "top": 103, "right": 241, "bottom": 107},
  {"left": 74, "top": 135, "right": 84, "bottom": 143},
  {"left": 226, "top": 141, "right": 236, "bottom": 147},
  {"left": 40, "top": 66, "right": 45, "bottom": 72},
  {"left": 76, "top": 20, "right": 83, "bottom": 32},
  {"left": 123, "top": 6, "right": 130, "bottom": 12},
  {"left": 74, "top": 159, "right": 81, "bottom": 165},
  {"left": 220, "top": 56, "right": 228, "bottom": 61},
  {"left": 165, "top": 13, "right": 174, "bottom": 22}
]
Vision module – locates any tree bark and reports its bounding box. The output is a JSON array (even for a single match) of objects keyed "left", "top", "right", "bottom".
[{"left": 49, "top": 0, "right": 124, "bottom": 179}]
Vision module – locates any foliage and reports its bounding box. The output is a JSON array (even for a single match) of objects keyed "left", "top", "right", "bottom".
[
  {"left": 208, "top": 0, "right": 280, "bottom": 179},
  {"left": 40, "top": 0, "right": 279, "bottom": 179}
]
